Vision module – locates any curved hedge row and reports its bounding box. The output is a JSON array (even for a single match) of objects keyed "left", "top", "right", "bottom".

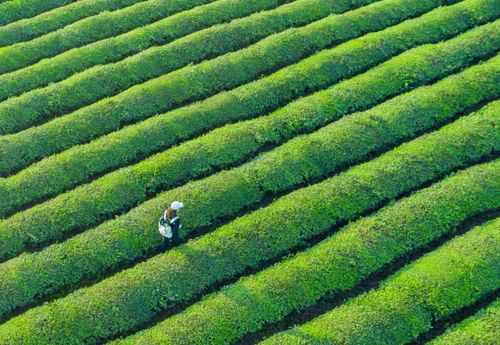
[
  {"left": 0, "top": 0, "right": 300, "bottom": 103},
  {"left": 0, "top": 0, "right": 463, "bottom": 140},
  {"left": 0, "top": 0, "right": 302, "bottom": 104},
  {"left": 429, "top": 298, "right": 500, "bottom": 345},
  {"left": 0, "top": 0, "right": 373, "bottom": 132},
  {"left": 1, "top": 25, "right": 496, "bottom": 261},
  {"left": 0, "top": 95, "right": 497, "bottom": 345},
  {"left": 1, "top": 1, "right": 487, "bottom": 213},
  {"left": 0, "top": 0, "right": 79, "bottom": 26},
  {"left": 0, "top": 0, "right": 147, "bottom": 47},
  {"left": 112, "top": 160, "right": 500, "bottom": 345},
  {"left": 0, "top": 0, "right": 493, "bottom": 174},
  {"left": 0, "top": 55, "right": 497, "bottom": 320},
  {"left": 261, "top": 218, "right": 500, "bottom": 345},
  {"left": 0, "top": 0, "right": 221, "bottom": 75}
]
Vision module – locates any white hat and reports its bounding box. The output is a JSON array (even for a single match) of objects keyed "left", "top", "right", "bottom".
[{"left": 171, "top": 201, "right": 184, "bottom": 211}]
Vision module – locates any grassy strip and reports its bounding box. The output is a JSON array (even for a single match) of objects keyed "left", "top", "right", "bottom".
[
  {"left": 0, "top": 52, "right": 497, "bottom": 321},
  {"left": 0, "top": 0, "right": 467, "bottom": 178},
  {"left": 260, "top": 218, "right": 500, "bottom": 345},
  {"left": 1, "top": 1, "right": 486, "bottom": 212},
  {"left": 0, "top": 0, "right": 492, "bottom": 149},
  {"left": 0, "top": 0, "right": 306, "bottom": 104},
  {"left": 110, "top": 160, "right": 500, "bottom": 345},
  {"left": 428, "top": 298, "right": 500, "bottom": 345},
  {"left": 0, "top": 0, "right": 219, "bottom": 74},
  {"left": 0, "top": 0, "right": 372, "bottom": 132},
  {"left": 0, "top": 0, "right": 461, "bottom": 139},
  {"left": 0, "top": 94, "right": 497, "bottom": 345},
  {"left": 0, "top": 0, "right": 492, "bottom": 174},
  {"left": 0, "top": 0, "right": 79, "bottom": 26},
  {"left": 0, "top": 0, "right": 148, "bottom": 47},
  {"left": 0, "top": 24, "right": 496, "bottom": 261}
]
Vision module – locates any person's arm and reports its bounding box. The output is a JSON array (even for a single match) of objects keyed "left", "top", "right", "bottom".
[{"left": 171, "top": 218, "right": 181, "bottom": 244}]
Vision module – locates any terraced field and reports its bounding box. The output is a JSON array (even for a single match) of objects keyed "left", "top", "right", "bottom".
[{"left": 0, "top": 0, "right": 498, "bottom": 344}]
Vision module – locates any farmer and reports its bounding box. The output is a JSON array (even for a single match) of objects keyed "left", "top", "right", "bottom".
[{"left": 159, "top": 201, "right": 184, "bottom": 253}]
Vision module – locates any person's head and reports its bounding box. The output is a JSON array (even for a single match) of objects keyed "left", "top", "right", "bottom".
[{"left": 166, "top": 201, "right": 184, "bottom": 218}]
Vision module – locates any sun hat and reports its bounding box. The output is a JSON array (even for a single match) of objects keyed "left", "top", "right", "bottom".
[{"left": 171, "top": 201, "right": 184, "bottom": 211}]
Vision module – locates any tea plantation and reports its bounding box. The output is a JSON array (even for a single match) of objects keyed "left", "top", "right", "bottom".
[{"left": 0, "top": 0, "right": 498, "bottom": 344}]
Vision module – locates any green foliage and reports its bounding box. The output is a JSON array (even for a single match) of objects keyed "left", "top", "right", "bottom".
[
  {"left": 0, "top": 0, "right": 497, "bottom": 342},
  {"left": 0, "top": 0, "right": 491, "bottom": 164},
  {"left": 1, "top": 21, "right": 497, "bottom": 261},
  {"left": 0, "top": 0, "right": 146, "bottom": 47},
  {"left": 429, "top": 299, "right": 500, "bottom": 345},
  {"left": 1, "top": 1, "right": 495, "bottom": 180},
  {"left": 262, "top": 219, "right": 500, "bottom": 345},
  {"left": 0, "top": 0, "right": 368, "bottom": 131},
  {"left": 5, "top": 0, "right": 489, "bottom": 211},
  {"left": 0, "top": 0, "right": 217, "bottom": 75},
  {"left": 0, "top": 97, "right": 497, "bottom": 344},
  {"left": 0, "top": 0, "right": 302, "bottom": 103},
  {"left": 112, "top": 160, "right": 500, "bottom": 345},
  {"left": 0, "top": 48, "right": 497, "bottom": 322},
  {"left": 0, "top": 0, "right": 79, "bottom": 26}
]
